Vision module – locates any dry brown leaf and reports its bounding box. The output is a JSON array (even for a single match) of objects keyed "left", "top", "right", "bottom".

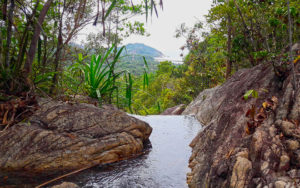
[
  {"left": 67, "top": 133, "right": 76, "bottom": 139},
  {"left": 226, "top": 148, "right": 235, "bottom": 159},
  {"left": 2, "top": 110, "right": 8, "bottom": 125}
]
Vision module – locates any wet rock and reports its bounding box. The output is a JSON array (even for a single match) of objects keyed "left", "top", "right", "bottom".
[
  {"left": 161, "top": 104, "right": 185, "bottom": 115},
  {"left": 51, "top": 182, "right": 79, "bottom": 188},
  {"left": 0, "top": 100, "right": 152, "bottom": 174}
]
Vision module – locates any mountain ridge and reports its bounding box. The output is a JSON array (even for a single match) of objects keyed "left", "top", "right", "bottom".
[{"left": 123, "top": 43, "right": 164, "bottom": 58}]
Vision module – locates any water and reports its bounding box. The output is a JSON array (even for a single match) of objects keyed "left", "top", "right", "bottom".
[{"left": 62, "top": 115, "right": 202, "bottom": 188}]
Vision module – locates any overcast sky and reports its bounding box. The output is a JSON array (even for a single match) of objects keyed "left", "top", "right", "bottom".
[
  {"left": 78, "top": 0, "right": 212, "bottom": 61},
  {"left": 123, "top": 0, "right": 212, "bottom": 60}
]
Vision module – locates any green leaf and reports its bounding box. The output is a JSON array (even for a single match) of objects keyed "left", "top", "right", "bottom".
[
  {"left": 78, "top": 53, "right": 83, "bottom": 62},
  {"left": 104, "top": 0, "right": 117, "bottom": 21},
  {"left": 252, "top": 90, "right": 258, "bottom": 98},
  {"left": 244, "top": 90, "right": 253, "bottom": 100},
  {"left": 244, "top": 89, "right": 258, "bottom": 100},
  {"left": 143, "top": 56, "right": 149, "bottom": 70}
]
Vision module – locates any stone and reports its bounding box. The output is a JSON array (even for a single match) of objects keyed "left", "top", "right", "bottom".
[
  {"left": 51, "top": 182, "right": 79, "bottom": 188},
  {"left": 281, "top": 121, "right": 295, "bottom": 137},
  {"left": 294, "top": 150, "right": 300, "bottom": 167},
  {"left": 161, "top": 104, "right": 185, "bottom": 115},
  {"left": 274, "top": 181, "right": 286, "bottom": 188},
  {"left": 182, "top": 86, "right": 222, "bottom": 125},
  {"left": 0, "top": 100, "right": 152, "bottom": 174},
  {"left": 236, "top": 150, "right": 249, "bottom": 159},
  {"left": 186, "top": 62, "right": 300, "bottom": 187},
  {"left": 230, "top": 157, "right": 252, "bottom": 188},
  {"left": 286, "top": 140, "right": 300, "bottom": 151},
  {"left": 279, "top": 155, "right": 290, "bottom": 171}
]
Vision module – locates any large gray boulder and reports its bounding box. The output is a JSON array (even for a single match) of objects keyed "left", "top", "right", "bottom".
[
  {"left": 183, "top": 86, "right": 221, "bottom": 125},
  {"left": 185, "top": 63, "right": 300, "bottom": 187},
  {"left": 0, "top": 99, "right": 152, "bottom": 174}
]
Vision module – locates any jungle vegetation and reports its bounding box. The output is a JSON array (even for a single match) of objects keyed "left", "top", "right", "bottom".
[{"left": 0, "top": 0, "right": 299, "bottom": 115}]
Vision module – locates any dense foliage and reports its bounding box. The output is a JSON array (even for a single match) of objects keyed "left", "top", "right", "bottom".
[
  {"left": 0, "top": 0, "right": 299, "bottom": 115},
  {"left": 131, "top": 0, "right": 300, "bottom": 114}
]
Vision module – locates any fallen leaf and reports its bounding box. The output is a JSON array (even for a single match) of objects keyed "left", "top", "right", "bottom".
[
  {"left": 245, "top": 126, "right": 251, "bottom": 135},
  {"left": 226, "top": 148, "right": 235, "bottom": 159},
  {"left": 2, "top": 110, "right": 8, "bottom": 125},
  {"left": 67, "top": 133, "right": 76, "bottom": 139}
]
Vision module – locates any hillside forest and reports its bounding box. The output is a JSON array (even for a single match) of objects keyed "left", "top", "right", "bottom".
[{"left": 0, "top": 0, "right": 299, "bottom": 116}]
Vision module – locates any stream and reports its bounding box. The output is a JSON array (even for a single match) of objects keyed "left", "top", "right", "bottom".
[
  {"left": 59, "top": 115, "right": 202, "bottom": 188},
  {"left": 1, "top": 115, "right": 202, "bottom": 187}
]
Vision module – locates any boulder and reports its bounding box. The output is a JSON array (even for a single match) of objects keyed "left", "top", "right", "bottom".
[
  {"left": 0, "top": 99, "right": 152, "bottom": 174},
  {"left": 161, "top": 104, "right": 186, "bottom": 115},
  {"left": 185, "top": 63, "right": 300, "bottom": 187},
  {"left": 183, "top": 86, "right": 221, "bottom": 125}
]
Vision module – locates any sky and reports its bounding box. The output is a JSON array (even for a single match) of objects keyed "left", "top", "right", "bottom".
[
  {"left": 123, "top": 0, "right": 212, "bottom": 61},
  {"left": 78, "top": 0, "right": 212, "bottom": 61}
]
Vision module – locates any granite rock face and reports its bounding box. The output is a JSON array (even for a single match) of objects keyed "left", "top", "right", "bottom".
[
  {"left": 0, "top": 99, "right": 152, "bottom": 174},
  {"left": 185, "top": 63, "right": 300, "bottom": 187}
]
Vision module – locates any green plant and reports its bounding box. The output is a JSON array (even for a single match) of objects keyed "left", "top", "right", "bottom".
[
  {"left": 244, "top": 89, "right": 258, "bottom": 100},
  {"left": 125, "top": 72, "right": 133, "bottom": 113},
  {"left": 74, "top": 45, "right": 125, "bottom": 103}
]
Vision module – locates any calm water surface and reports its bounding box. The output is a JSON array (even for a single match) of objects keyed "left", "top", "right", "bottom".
[{"left": 63, "top": 115, "right": 202, "bottom": 188}]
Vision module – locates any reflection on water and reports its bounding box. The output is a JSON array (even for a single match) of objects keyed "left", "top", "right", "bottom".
[{"left": 62, "top": 115, "right": 202, "bottom": 188}]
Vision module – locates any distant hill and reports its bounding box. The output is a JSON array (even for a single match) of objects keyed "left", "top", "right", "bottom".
[
  {"left": 116, "top": 43, "right": 164, "bottom": 75},
  {"left": 123, "top": 43, "right": 164, "bottom": 58}
]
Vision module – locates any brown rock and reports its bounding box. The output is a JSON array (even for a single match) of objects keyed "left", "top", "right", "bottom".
[
  {"left": 186, "top": 62, "right": 300, "bottom": 187},
  {"left": 51, "top": 182, "right": 79, "bottom": 188},
  {"left": 161, "top": 104, "right": 185, "bottom": 115},
  {"left": 294, "top": 150, "right": 300, "bottom": 167},
  {"left": 182, "top": 86, "right": 221, "bottom": 125},
  {"left": 280, "top": 121, "right": 295, "bottom": 137},
  {"left": 279, "top": 155, "right": 290, "bottom": 171},
  {"left": 274, "top": 181, "right": 286, "bottom": 188},
  {"left": 286, "top": 140, "right": 300, "bottom": 151},
  {"left": 230, "top": 157, "right": 252, "bottom": 188},
  {"left": 0, "top": 100, "right": 152, "bottom": 174}
]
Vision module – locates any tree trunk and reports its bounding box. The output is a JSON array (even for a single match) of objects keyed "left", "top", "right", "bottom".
[
  {"left": 1, "top": 0, "right": 7, "bottom": 21},
  {"left": 4, "top": 0, "right": 15, "bottom": 67},
  {"left": 50, "top": 1, "right": 64, "bottom": 95},
  {"left": 233, "top": 0, "right": 256, "bottom": 59},
  {"left": 24, "top": 0, "right": 53, "bottom": 77},
  {"left": 16, "top": 0, "right": 40, "bottom": 70},
  {"left": 286, "top": 0, "right": 296, "bottom": 91},
  {"left": 42, "top": 35, "right": 48, "bottom": 67},
  {"left": 225, "top": 2, "right": 232, "bottom": 80}
]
